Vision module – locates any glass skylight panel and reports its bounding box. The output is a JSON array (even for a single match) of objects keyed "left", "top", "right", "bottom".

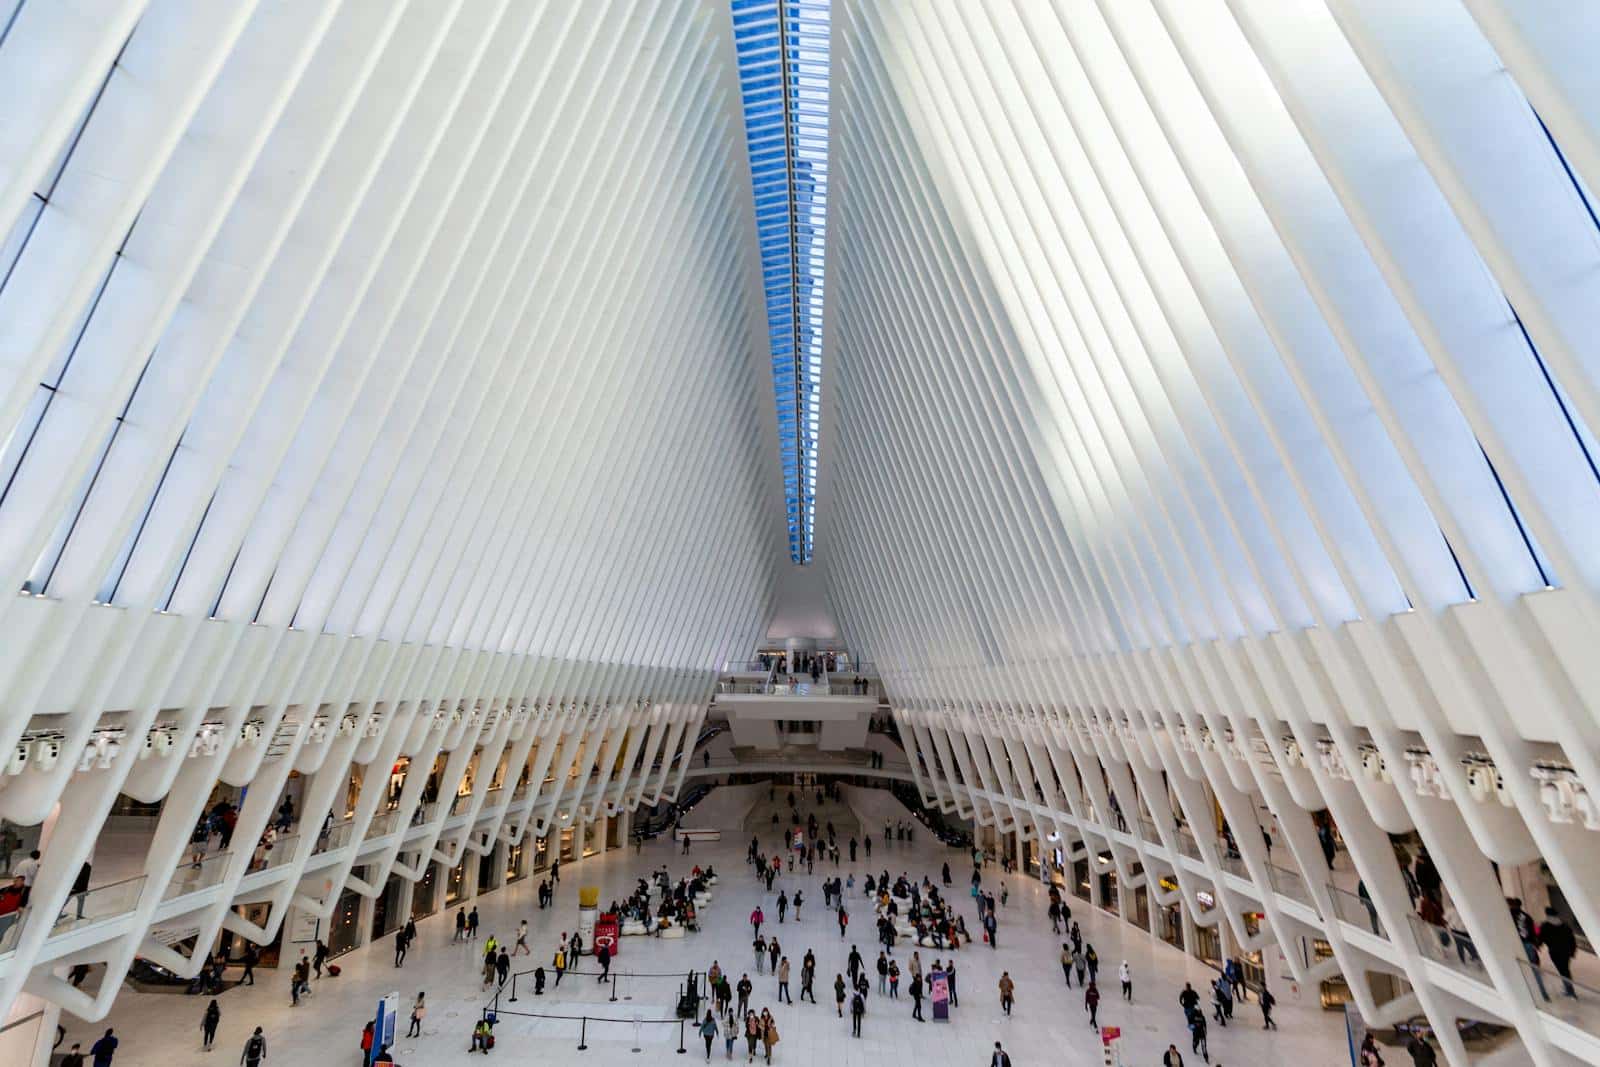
[{"left": 732, "top": 0, "right": 828, "bottom": 564}]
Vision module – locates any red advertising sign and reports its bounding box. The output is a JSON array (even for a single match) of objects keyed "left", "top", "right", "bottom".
[{"left": 594, "top": 913, "right": 620, "bottom": 957}]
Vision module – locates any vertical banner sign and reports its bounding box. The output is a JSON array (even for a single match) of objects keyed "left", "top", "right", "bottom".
[
  {"left": 594, "top": 912, "right": 620, "bottom": 958},
  {"left": 371, "top": 991, "right": 399, "bottom": 1065},
  {"left": 1100, "top": 1025, "right": 1122, "bottom": 1067},
  {"left": 929, "top": 969, "right": 950, "bottom": 1021},
  {"left": 578, "top": 886, "right": 600, "bottom": 953}
]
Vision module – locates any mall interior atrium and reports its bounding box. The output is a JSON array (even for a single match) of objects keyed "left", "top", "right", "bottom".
[{"left": 2, "top": 1, "right": 1600, "bottom": 1065}]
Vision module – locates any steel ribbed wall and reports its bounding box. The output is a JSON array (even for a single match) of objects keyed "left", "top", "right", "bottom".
[
  {"left": 0, "top": 0, "right": 784, "bottom": 1032},
  {"left": 819, "top": 2, "right": 1600, "bottom": 1064}
]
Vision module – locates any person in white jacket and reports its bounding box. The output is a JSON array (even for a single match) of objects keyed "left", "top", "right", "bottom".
[{"left": 1119, "top": 960, "right": 1132, "bottom": 1001}]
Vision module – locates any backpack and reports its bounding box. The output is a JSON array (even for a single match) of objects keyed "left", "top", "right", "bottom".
[{"left": 246, "top": 1035, "right": 266, "bottom": 1059}]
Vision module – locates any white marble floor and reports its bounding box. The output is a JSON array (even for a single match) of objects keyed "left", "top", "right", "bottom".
[{"left": 61, "top": 795, "right": 1350, "bottom": 1067}]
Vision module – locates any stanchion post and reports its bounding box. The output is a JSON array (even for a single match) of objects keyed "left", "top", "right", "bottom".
[
  {"left": 609, "top": 970, "right": 618, "bottom": 1002},
  {"left": 509, "top": 972, "right": 518, "bottom": 1003},
  {"left": 677, "top": 1018, "right": 687, "bottom": 1054},
  {"left": 578, "top": 1016, "right": 588, "bottom": 1052}
]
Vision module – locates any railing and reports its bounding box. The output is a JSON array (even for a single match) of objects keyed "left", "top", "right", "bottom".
[
  {"left": 1520, "top": 957, "right": 1600, "bottom": 1031},
  {"left": 0, "top": 873, "right": 151, "bottom": 956},
  {"left": 315, "top": 819, "right": 355, "bottom": 854},
  {"left": 260, "top": 834, "right": 301, "bottom": 870},
  {"left": 1267, "top": 865, "right": 1314, "bottom": 909},
  {"left": 1405, "top": 914, "right": 1486, "bottom": 979},
  {"left": 1326, "top": 882, "right": 1384, "bottom": 938},
  {"left": 365, "top": 811, "right": 399, "bottom": 840},
  {"left": 165, "top": 850, "right": 234, "bottom": 898}
]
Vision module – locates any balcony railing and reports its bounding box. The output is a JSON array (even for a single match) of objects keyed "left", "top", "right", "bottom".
[
  {"left": 0, "top": 873, "right": 150, "bottom": 956},
  {"left": 165, "top": 850, "right": 234, "bottom": 898},
  {"left": 1326, "top": 882, "right": 1384, "bottom": 938}
]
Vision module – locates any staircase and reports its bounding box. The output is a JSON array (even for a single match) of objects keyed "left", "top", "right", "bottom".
[{"left": 741, "top": 787, "right": 862, "bottom": 845}]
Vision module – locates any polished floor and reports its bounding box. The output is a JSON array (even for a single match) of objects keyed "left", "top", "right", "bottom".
[{"left": 61, "top": 788, "right": 1350, "bottom": 1066}]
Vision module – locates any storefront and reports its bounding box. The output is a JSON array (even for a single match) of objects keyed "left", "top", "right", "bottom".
[
  {"left": 1072, "top": 858, "right": 1091, "bottom": 902},
  {"left": 370, "top": 872, "right": 404, "bottom": 942},
  {"left": 411, "top": 862, "right": 438, "bottom": 919},
  {"left": 532, "top": 835, "right": 550, "bottom": 873},
  {"left": 477, "top": 848, "right": 498, "bottom": 893},
  {"left": 1157, "top": 881, "right": 1184, "bottom": 949},
  {"left": 446, "top": 859, "right": 468, "bottom": 907},
  {"left": 328, "top": 877, "right": 365, "bottom": 956},
  {"left": 559, "top": 826, "right": 576, "bottom": 863},
  {"left": 1191, "top": 894, "right": 1224, "bottom": 968},
  {"left": 505, "top": 841, "right": 526, "bottom": 884},
  {"left": 1130, "top": 885, "right": 1151, "bottom": 931},
  {"left": 1096, "top": 856, "right": 1119, "bottom": 915}
]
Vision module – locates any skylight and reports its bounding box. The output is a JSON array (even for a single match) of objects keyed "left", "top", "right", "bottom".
[{"left": 731, "top": 0, "right": 829, "bottom": 564}]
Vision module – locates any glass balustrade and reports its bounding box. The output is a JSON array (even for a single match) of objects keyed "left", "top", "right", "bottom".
[
  {"left": 1325, "top": 882, "right": 1384, "bottom": 938},
  {"left": 1405, "top": 913, "right": 1486, "bottom": 978},
  {"left": 164, "top": 850, "right": 234, "bottom": 898}
]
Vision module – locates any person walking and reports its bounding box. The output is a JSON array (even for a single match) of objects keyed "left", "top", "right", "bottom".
[
  {"left": 762, "top": 1014, "right": 778, "bottom": 1063},
  {"left": 837, "top": 904, "right": 849, "bottom": 940},
  {"left": 597, "top": 941, "right": 612, "bottom": 982},
  {"left": 800, "top": 953, "right": 816, "bottom": 1003},
  {"left": 751, "top": 906, "right": 764, "bottom": 940},
  {"left": 744, "top": 1011, "right": 760, "bottom": 1063},
  {"left": 998, "top": 971, "right": 1015, "bottom": 1016},
  {"left": 777, "top": 956, "right": 791, "bottom": 1003},
  {"left": 455, "top": 908, "right": 467, "bottom": 942},
  {"left": 834, "top": 973, "right": 847, "bottom": 1017},
  {"left": 467, "top": 906, "right": 479, "bottom": 939},
  {"left": 768, "top": 938, "right": 780, "bottom": 976},
  {"left": 496, "top": 948, "right": 511, "bottom": 987},
  {"left": 553, "top": 946, "right": 567, "bottom": 987},
  {"left": 1260, "top": 985, "right": 1277, "bottom": 1030},
  {"left": 1071, "top": 944, "right": 1085, "bottom": 987},
  {"left": 61, "top": 1044, "right": 86, "bottom": 1067},
  {"left": 991, "top": 1042, "right": 1013, "bottom": 1067},
  {"left": 408, "top": 992, "right": 426, "bottom": 1038},
  {"left": 240, "top": 1027, "right": 266, "bottom": 1067},
  {"left": 201, "top": 1000, "right": 220, "bottom": 1050},
  {"left": 888, "top": 959, "right": 900, "bottom": 998},
  {"left": 699, "top": 1011, "right": 719, "bottom": 1061},
  {"left": 1119, "top": 959, "right": 1132, "bottom": 1001},
  {"left": 876, "top": 952, "right": 888, "bottom": 994},
  {"left": 850, "top": 989, "right": 866, "bottom": 1037},
  {"left": 1405, "top": 1032, "right": 1438, "bottom": 1066},
  {"left": 946, "top": 958, "right": 958, "bottom": 1007},
  {"left": 1163, "top": 1045, "right": 1186, "bottom": 1067},
  {"left": 1189, "top": 1009, "right": 1209, "bottom": 1062},
  {"left": 394, "top": 925, "right": 408, "bottom": 968},
  {"left": 777, "top": 891, "right": 787, "bottom": 924},
  {"left": 1084, "top": 980, "right": 1100, "bottom": 1028},
  {"left": 1540, "top": 907, "right": 1579, "bottom": 997},
  {"left": 909, "top": 973, "right": 924, "bottom": 1021},
  {"left": 312, "top": 939, "right": 328, "bottom": 979},
  {"left": 240, "top": 944, "right": 258, "bottom": 986},
  {"left": 514, "top": 919, "right": 530, "bottom": 956},
  {"left": 1060, "top": 942, "right": 1073, "bottom": 986},
  {"left": 724, "top": 1008, "right": 738, "bottom": 1060},
  {"left": 90, "top": 1029, "right": 118, "bottom": 1067},
  {"left": 737, "top": 973, "right": 753, "bottom": 1017}
]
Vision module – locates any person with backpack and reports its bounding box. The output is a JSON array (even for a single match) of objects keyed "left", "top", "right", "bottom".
[
  {"left": 240, "top": 1027, "right": 266, "bottom": 1067},
  {"left": 1084, "top": 980, "right": 1100, "bottom": 1027},
  {"left": 850, "top": 989, "right": 866, "bottom": 1037},
  {"left": 991, "top": 1042, "right": 1012, "bottom": 1067}
]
